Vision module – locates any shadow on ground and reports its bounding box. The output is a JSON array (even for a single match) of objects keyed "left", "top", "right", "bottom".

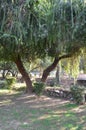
[{"left": 0, "top": 91, "right": 86, "bottom": 130}]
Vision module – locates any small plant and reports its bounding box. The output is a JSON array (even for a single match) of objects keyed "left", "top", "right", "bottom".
[
  {"left": 34, "top": 82, "right": 45, "bottom": 96},
  {"left": 71, "top": 85, "right": 85, "bottom": 105},
  {"left": 0, "top": 80, "right": 6, "bottom": 89},
  {"left": 5, "top": 76, "right": 16, "bottom": 89}
]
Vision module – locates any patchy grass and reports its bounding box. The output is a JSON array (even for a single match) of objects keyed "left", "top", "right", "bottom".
[{"left": 0, "top": 86, "right": 86, "bottom": 130}]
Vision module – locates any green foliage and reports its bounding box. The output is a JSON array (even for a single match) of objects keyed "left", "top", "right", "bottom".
[
  {"left": 0, "top": 60, "right": 18, "bottom": 78},
  {"left": 80, "top": 54, "right": 86, "bottom": 73},
  {"left": 5, "top": 76, "right": 16, "bottom": 89},
  {"left": 0, "top": 0, "right": 86, "bottom": 60},
  {"left": 0, "top": 80, "right": 6, "bottom": 89},
  {"left": 33, "top": 82, "right": 45, "bottom": 96},
  {"left": 61, "top": 55, "right": 80, "bottom": 82},
  {"left": 0, "top": 0, "right": 40, "bottom": 61},
  {"left": 71, "top": 85, "right": 85, "bottom": 104}
]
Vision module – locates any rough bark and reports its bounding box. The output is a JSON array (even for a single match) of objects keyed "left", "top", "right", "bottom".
[
  {"left": 41, "top": 54, "right": 72, "bottom": 82},
  {"left": 14, "top": 55, "right": 33, "bottom": 93}
]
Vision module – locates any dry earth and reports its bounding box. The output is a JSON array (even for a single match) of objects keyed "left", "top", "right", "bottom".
[{"left": 0, "top": 91, "right": 86, "bottom": 130}]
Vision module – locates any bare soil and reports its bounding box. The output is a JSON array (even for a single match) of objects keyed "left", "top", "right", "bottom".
[{"left": 0, "top": 90, "right": 86, "bottom": 130}]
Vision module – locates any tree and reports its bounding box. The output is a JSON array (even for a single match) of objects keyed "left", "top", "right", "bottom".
[
  {"left": 0, "top": 61, "right": 18, "bottom": 79},
  {"left": 39, "top": 0, "right": 86, "bottom": 82},
  {"left": 0, "top": 0, "right": 40, "bottom": 93}
]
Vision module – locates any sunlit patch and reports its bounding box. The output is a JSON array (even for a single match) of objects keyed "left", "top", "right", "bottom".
[
  {"left": 23, "top": 122, "right": 28, "bottom": 125},
  {"left": 52, "top": 110, "right": 67, "bottom": 115},
  {"left": 0, "top": 99, "right": 14, "bottom": 106},
  {"left": 72, "top": 107, "right": 86, "bottom": 113},
  {"left": 0, "top": 90, "right": 10, "bottom": 94},
  {"left": 17, "top": 94, "right": 36, "bottom": 100},
  {"left": 38, "top": 115, "right": 50, "bottom": 120},
  {"left": 0, "top": 89, "right": 20, "bottom": 95}
]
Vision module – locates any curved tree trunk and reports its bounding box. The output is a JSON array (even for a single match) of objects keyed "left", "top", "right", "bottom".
[
  {"left": 41, "top": 54, "right": 72, "bottom": 83},
  {"left": 41, "top": 57, "right": 59, "bottom": 82},
  {"left": 14, "top": 55, "right": 33, "bottom": 93}
]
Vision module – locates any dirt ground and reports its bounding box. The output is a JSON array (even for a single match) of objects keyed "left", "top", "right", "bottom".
[
  {"left": 0, "top": 90, "right": 86, "bottom": 130},
  {"left": 0, "top": 74, "right": 86, "bottom": 130}
]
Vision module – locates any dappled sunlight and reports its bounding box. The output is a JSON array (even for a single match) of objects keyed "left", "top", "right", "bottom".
[
  {"left": 72, "top": 105, "right": 86, "bottom": 113},
  {"left": 0, "top": 99, "right": 14, "bottom": 106},
  {"left": 51, "top": 110, "right": 67, "bottom": 115},
  {"left": 25, "top": 98, "right": 69, "bottom": 109},
  {"left": 17, "top": 94, "right": 36, "bottom": 100},
  {"left": 38, "top": 114, "right": 52, "bottom": 120},
  {"left": 0, "top": 91, "right": 86, "bottom": 130},
  {"left": 0, "top": 89, "right": 21, "bottom": 96},
  {"left": 14, "top": 83, "right": 26, "bottom": 87},
  {"left": 0, "top": 89, "right": 11, "bottom": 95},
  {"left": 72, "top": 107, "right": 85, "bottom": 113}
]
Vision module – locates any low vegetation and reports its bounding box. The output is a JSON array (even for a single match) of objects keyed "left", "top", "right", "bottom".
[
  {"left": 33, "top": 82, "right": 45, "bottom": 96},
  {"left": 71, "top": 85, "right": 86, "bottom": 105}
]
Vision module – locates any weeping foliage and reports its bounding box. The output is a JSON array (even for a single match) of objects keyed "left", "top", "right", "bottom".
[
  {"left": 0, "top": 0, "right": 86, "bottom": 61},
  {"left": 65, "top": 56, "right": 80, "bottom": 79},
  {"left": 37, "top": 0, "right": 86, "bottom": 57},
  {"left": 0, "top": 0, "right": 40, "bottom": 60}
]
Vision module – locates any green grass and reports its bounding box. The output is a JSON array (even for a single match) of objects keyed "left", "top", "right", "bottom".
[{"left": 0, "top": 88, "right": 86, "bottom": 130}]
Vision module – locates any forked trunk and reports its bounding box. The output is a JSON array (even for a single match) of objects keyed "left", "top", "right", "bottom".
[
  {"left": 14, "top": 55, "right": 33, "bottom": 93},
  {"left": 41, "top": 58, "right": 59, "bottom": 82}
]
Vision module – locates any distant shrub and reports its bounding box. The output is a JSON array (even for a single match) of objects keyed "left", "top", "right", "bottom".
[
  {"left": 0, "top": 80, "right": 6, "bottom": 89},
  {"left": 5, "top": 76, "right": 16, "bottom": 89},
  {"left": 34, "top": 82, "right": 45, "bottom": 96},
  {"left": 71, "top": 85, "right": 85, "bottom": 105}
]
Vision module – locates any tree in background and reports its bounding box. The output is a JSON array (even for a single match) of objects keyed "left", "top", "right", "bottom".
[{"left": 0, "top": 61, "right": 18, "bottom": 79}]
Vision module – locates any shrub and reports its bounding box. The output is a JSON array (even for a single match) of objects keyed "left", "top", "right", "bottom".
[
  {"left": 34, "top": 82, "right": 45, "bottom": 96},
  {"left": 70, "top": 85, "right": 85, "bottom": 105},
  {"left": 0, "top": 80, "right": 6, "bottom": 89},
  {"left": 5, "top": 76, "right": 16, "bottom": 89}
]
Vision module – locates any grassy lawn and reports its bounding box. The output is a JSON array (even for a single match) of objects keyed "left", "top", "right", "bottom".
[{"left": 0, "top": 87, "right": 86, "bottom": 130}]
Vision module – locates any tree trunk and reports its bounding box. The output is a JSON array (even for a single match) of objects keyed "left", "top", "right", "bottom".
[
  {"left": 41, "top": 57, "right": 59, "bottom": 82},
  {"left": 56, "top": 61, "right": 61, "bottom": 85},
  {"left": 56, "top": 64, "right": 60, "bottom": 85},
  {"left": 41, "top": 54, "right": 72, "bottom": 83},
  {"left": 14, "top": 55, "right": 33, "bottom": 93},
  {"left": 2, "top": 69, "right": 5, "bottom": 79}
]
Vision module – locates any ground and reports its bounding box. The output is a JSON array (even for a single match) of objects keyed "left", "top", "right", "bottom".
[{"left": 0, "top": 87, "right": 86, "bottom": 130}]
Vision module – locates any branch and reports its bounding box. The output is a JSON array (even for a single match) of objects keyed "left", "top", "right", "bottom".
[{"left": 58, "top": 54, "right": 73, "bottom": 61}]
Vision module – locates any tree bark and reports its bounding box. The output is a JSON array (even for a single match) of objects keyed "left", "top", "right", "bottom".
[
  {"left": 14, "top": 55, "right": 33, "bottom": 93},
  {"left": 56, "top": 64, "right": 60, "bottom": 85},
  {"left": 41, "top": 57, "right": 59, "bottom": 82}
]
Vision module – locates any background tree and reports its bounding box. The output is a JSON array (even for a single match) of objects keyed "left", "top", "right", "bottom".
[{"left": 0, "top": 61, "right": 18, "bottom": 79}]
